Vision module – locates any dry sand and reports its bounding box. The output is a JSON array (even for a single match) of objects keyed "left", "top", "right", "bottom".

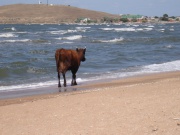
[{"left": 0, "top": 72, "right": 180, "bottom": 135}]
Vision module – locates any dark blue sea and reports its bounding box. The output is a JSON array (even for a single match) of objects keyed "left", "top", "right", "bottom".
[{"left": 0, "top": 23, "right": 180, "bottom": 92}]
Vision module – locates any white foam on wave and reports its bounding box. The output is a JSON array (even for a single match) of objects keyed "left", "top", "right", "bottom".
[
  {"left": 0, "top": 60, "right": 180, "bottom": 92},
  {"left": 0, "top": 33, "right": 18, "bottom": 38},
  {"left": 144, "top": 28, "right": 153, "bottom": 31},
  {"left": 100, "top": 27, "right": 136, "bottom": 31},
  {"left": 97, "top": 37, "right": 124, "bottom": 43},
  {"left": 148, "top": 25, "right": 155, "bottom": 28},
  {"left": 49, "top": 28, "right": 86, "bottom": 35},
  {"left": 0, "top": 81, "right": 57, "bottom": 92},
  {"left": 141, "top": 60, "right": 180, "bottom": 73},
  {"left": 3, "top": 27, "right": 16, "bottom": 31},
  {"left": 58, "top": 35, "right": 83, "bottom": 40},
  {"left": 0, "top": 78, "right": 87, "bottom": 92},
  {"left": 57, "top": 41, "right": 74, "bottom": 44},
  {"left": 77, "top": 27, "right": 91, "bottom": 29},
  {"left": 49, "top": 30, "right": 67, "bottom": 35},
  {"left": 100, "top": 27, "right": 155, "bottom": 32},
  {"left": 115, "top": 28, "right": 136, "bottom": 32},
  {"left": 100, "top": 28, "right": 114, "bottom": 31},
  {"left": 90, "top": 60, "right": 180, "bottom": 80},
  {"left": 0, "top": 39, "right": 31, "bottom": 43}
]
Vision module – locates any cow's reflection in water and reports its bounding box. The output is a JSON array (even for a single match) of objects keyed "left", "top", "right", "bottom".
[{"left": 58, "top": 87, "right": 77, "bottom": 92}]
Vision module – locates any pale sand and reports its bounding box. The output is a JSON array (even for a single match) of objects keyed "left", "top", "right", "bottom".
[{"left": 0, "top": 72, "right": 180, "bottom": 135}]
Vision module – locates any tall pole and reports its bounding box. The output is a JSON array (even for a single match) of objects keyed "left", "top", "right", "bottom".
[{"left": 47, "top": 0, "right": 48, "bottom": 6}]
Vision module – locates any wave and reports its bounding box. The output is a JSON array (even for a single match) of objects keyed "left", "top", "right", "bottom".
[
  {"left": 0, "top": 60, "right": 180, "bottom": 92},
  {"left": 100, "top": 27, "right": 136, "bottom": 31},
  {"left": 3, "top": 27, "right": 16, "bottom": 31},
  {"left": 93, "top": 37, "right": 124, "bottom": 43},
  {"left": 57, "top": 35, "right": 83, "bottom": 40},
  {"left": 0, "top": 33, "right": 18, "bottom": 38},
  {"left": 0, "top": 39, "right": 31, "bottom": 43},
  {"left": 57, "top": 42, "right": 74, "bottom": 44},
  {"left": 49, "top": 27, "right": 88, "bottom": 35},
  {"left": 114, "top": 28, "right": 136, "bottom": 32},
  {"left": 0, "top": 81, "right": 57, "bottom": 92},
  {"left": 100, "top": 27, "right": 154, "bottom": 32},
  {"left": 49, "top": 30, "right": 67, "bottom": 35},
  {"left": 76, "top": 26, "right": 91, "bottom": 30},
  {"left": 84, "top": 60, "right": 180, "bottom": 81},
  {"left": 141, "top": 60, "right": 180, "bottom": 73}
]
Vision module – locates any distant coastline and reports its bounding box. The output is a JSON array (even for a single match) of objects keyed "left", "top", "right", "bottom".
[
  {"left": 0, "top": 4, "right": 179, "bottom": 24},
  {"left": 0, "top": 4, "right": 119, "bottom": 24}
]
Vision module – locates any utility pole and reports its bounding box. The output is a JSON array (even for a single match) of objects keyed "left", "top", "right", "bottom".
[{"left": 47, "top": 0, "right": 49, "bottom": 6}]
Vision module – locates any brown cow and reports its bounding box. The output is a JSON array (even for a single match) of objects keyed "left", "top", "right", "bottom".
[{"left": 55, "top": 48, "right": 86, "bottom": 87}]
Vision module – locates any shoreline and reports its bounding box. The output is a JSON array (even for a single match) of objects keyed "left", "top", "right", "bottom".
[
  {"left": 0, "top": 71, "right": 180, "bottom": 134},
  {"left": 1, "top": 71, "right": 180, "bottom": 106},
  {"left": 0, "top": 21, "right": 180, "bottom": 25}
]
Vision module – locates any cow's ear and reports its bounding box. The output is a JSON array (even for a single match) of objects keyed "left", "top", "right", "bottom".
[
  {"left": 76, "top": 47, "right": 78, "bottom": 52},
  {"left": 84, "top": 47, "right": 86, "bottom": 52}
]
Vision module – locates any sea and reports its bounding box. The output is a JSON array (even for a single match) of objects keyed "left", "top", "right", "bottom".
[{"left": 0, "top": 23, "right": 180, "bottom": 93}]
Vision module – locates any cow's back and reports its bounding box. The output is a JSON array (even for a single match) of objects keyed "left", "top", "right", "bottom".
[{"left": 55, "top": 49, "right": 79, "bottom": 73}]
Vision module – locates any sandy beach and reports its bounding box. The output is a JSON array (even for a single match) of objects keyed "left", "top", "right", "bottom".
[{"left": 0, "top": 71, "right": 180, "bottom": 135}]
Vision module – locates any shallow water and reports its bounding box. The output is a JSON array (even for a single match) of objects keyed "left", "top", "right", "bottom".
[{"left": 0, "top": 23, "right": 180, "bottom": 91}]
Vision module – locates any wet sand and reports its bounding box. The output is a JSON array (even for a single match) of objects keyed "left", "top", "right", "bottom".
[{"left": 0, "top": 71, "right": 180, "bottom": 135}]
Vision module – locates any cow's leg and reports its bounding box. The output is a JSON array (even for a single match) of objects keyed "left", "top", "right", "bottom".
[
  {"left": 71, "top": 72, "right": 77, "bottom": 86},
  {"left": 58, "top": 72, "right": 61, "bottom": 87},
  {"left": 62, "top": 72, "right": 67, "bottom": 87}
]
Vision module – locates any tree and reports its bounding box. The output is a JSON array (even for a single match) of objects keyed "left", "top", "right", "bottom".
[
  {"left": 161, "top": 14, "right": 169, "bottom": 21},
  {"left": 120, "top": 18, "right": 128, "bottom": 23},
  {"left": 163, "top": 14, "right": 168, "bottom": 18}
]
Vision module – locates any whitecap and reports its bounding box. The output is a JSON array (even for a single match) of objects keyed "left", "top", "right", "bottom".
[
  {"left": 49, "top": 30, "right": 67, "bottom": 35},
  {"left": 76, "top": 27, "right": 91, "bottom": 30},
  {"left": 94, "top": 37, "right": 124, "bottom": 43},
  {"left": 141, "top": 60, "right": 180, "bottom": 74},
  {"left": 136, "top": 28, "right": 144, "bottom": 31},
  {"left": 0, "top": 33, "right": 18, "bottom": 38},
  {"left": 144, "top": 28, "right": 153, "bottom": 31},
  {"left": 148, "top": 25, "right": 154, "bottom": 28},
  {"left": 57, "top": 42, "right": 74, "bottom": 44},
  {"left": 114, "top": 28, "right": 136, "bottom": 32},
  {"left": 164, "top": 45, "right": 173, "bottom": 49},
  {"left": 100, "top": 28, "right": 114, "bottom": 31},
  {"left": 0, "top": 39, "right": 31, "bottom": 43},
  {"left": 133, "top": 25, "right": 139, "bottom": 27},
  {"left": 3, "top": 27, "right": 16, "bottom": 31},
  {"left": 59, "top": 35, "right": 83, "bottom": 40}
]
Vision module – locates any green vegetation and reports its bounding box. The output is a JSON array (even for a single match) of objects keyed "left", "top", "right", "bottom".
[
  {"left": 161, "top": 14, "right": 169, "bottom": 21},
  {"left": 75, "top": 13, "right": 180, "bottom": 24}
]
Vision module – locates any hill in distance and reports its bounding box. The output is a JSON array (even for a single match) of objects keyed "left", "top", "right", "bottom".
[{"left": 0, "top": 4, "right": 119, "bottom": 24}]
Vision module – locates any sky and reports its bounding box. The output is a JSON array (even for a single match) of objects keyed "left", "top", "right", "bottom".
[{"left": 0, "top": 0, "right": 179, "bottom": 17}]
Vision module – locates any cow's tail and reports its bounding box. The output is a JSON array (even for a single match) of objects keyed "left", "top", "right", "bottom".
[
  {"left": 55, "top": 51, "right": 60, "bottom": 72},
  {"left": 55, "top": 51, "right": 65, "bottom": 73}
]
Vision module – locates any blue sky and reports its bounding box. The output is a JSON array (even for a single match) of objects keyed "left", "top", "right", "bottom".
[{"left": 0, "top": 0, "right": 179, "bottom": 17}]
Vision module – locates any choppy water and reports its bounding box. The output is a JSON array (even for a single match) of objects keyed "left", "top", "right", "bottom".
[{"left": 0, "top": 23, "right": 180, "bottom": 92}]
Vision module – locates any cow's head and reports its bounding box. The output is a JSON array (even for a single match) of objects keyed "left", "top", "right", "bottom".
[{"left": 76, "top": 47, "right": 86, "bottom": 62}]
